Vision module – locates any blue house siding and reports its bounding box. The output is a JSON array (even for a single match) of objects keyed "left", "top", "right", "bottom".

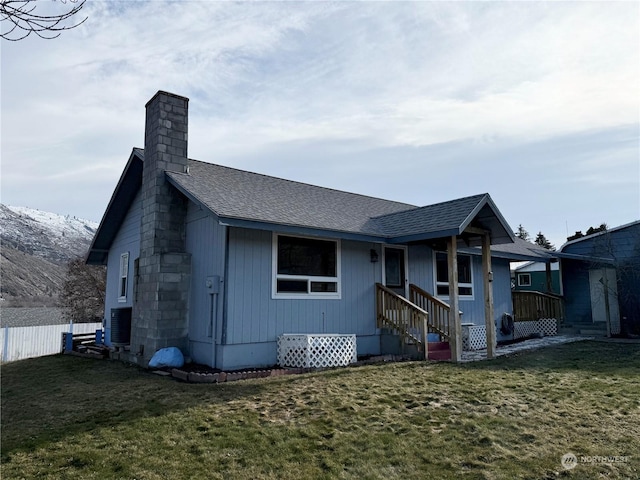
[
  {"left": 213, "top": 231, "right": 516, "bottom": 369},
  {"left": 407, "top": 244, "right": 435, "bottom": 292},
  {"left": 104, "top": 190, "right": 142, "bottom": 345},
  {"left": 219, "top": 227, "right": 383, "bottom": 368},
  {"left": 561, "top": 222, "right": 640, "bottom": 330},
  {"left": 561, "top": 261, "right": 592, "bottom": 324},
  {"left": 184, "top": 203, "right": 227, "bottom": 367}
]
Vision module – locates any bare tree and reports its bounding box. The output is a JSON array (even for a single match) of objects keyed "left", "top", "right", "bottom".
[
  {"left": 1, "top": 0, "right": 86, "bottom": 41},
  {"left": 59, "top": 257, "right": 105, "bottom": 323}
]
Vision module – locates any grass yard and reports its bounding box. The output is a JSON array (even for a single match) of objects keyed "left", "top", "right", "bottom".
[{"left": 1, "top": 341, "right": 639, "bottom": 479}]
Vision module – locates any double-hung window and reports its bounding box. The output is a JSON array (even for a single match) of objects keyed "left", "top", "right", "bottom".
[
  {"left": 273, "top": 234, "right": 341, "bottom": 299},
  {"left": 118, "top": 252, "right": 130, "bottom": 302},
  {"left": 434, "top": 252, "right": 473, "bottom": 298}
]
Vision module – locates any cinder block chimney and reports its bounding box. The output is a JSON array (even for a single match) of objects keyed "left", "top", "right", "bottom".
[{"left": 131, "top": 91, "right": 192, "bottom": 364}]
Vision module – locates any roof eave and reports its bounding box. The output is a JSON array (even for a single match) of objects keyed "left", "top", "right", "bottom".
[
  {"left": 387, "top": 228, "right": 462, "bottom": 244},
  {"left": 555, "top": 251, "right": 616, "bottom": 265},
  {"left": 86, "top": 149, "right": 144, "bottom": 265},
  {"left": 217, "top": 217, "right": 388, "bottom": 243}
]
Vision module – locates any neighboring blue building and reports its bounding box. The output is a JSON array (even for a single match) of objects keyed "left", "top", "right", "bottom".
[
  {"left": 559, "top": 221, "right": 640, "bottom": 336},
  {"left": 87, "top": 91, "right": 551, "bottom": 370}
]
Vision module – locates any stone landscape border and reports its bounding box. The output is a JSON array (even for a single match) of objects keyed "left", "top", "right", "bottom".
[{"left": 168, "top": 354, "right": 409, "bottom": 384}]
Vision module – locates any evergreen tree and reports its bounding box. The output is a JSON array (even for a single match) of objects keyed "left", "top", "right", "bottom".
[
  {"left": 534, "top": 232, "right": 555, "bottom": 250},
  {"left": 567, "top": 231, "right": 584, "bottom": 242},
  {"left": 515, "top": 224, "right": 530, "bottom": 242},
  {"left": 586, "top": 223, "right": 608, "bottom": 236}
]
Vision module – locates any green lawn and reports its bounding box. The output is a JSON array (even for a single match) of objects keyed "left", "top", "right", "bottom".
[{"left": 2, "top": 341, "right": 639, "bottom": 479}]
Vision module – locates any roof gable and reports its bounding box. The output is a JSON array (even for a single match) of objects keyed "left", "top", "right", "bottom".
[
  {"left": 369, "top": 193, "right": 514, "bottom": 244},
  {"left": 86, "top": 149, "right": 143, "bottom": 264},
  {"left": 88, "top": 149, "right": 519, "bottom": 262}
]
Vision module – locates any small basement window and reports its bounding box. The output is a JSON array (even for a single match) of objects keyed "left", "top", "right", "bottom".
[
  {"left": 435, "top": 252, "right": 473, "bottom": 298},
  {"left": 273, "top": 234, "right": 341, "bottom": 299}
]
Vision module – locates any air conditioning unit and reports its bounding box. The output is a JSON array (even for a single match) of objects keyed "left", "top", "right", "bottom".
[{"left": 110, "top": 308, "right": 132, "bottom": 346}]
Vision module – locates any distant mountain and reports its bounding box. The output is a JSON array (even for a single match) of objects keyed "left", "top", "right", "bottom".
[{"left": 0, "top": 205, "right": 99, "bottom": 305}]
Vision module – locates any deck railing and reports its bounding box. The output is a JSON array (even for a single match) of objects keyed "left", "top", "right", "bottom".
[
  {"left": 512, "top": 291, "right": 565, "bottom": 322},
  {"left": 375, "top": 283, "right": 428, "bottom": 355},
  {"left": 409, "top": 284, "right": 453, "bottom": 341}
]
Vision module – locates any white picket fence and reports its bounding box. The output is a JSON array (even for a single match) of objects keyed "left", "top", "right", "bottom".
[{"left": 0, "top": 322, "right": 102, "bottom": 363}]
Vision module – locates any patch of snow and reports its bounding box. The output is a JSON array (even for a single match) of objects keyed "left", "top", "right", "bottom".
[{"left": 0, "top": 204, "right": 99, "bottom": 262}]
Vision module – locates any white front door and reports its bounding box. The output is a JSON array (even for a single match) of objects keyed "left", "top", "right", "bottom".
[{"left": 588, "top": 268, "right": 620, "bottom": 334}]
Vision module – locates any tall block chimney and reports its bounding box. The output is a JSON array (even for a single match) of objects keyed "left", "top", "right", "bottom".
[{"left": 131, "top": 91, "right": 192, "bottom": 364}]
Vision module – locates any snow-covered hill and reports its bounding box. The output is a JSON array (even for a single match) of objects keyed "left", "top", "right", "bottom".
[
  {"left": 0, "top": 204, "right": 99, "bottom": 304},
  {"left": 0, "top": 204, "right": 98, "bottom": 263}
]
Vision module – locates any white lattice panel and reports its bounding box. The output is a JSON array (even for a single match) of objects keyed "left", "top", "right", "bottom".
[
  {"left": 468, "top": 325, "right": 487, "bottom": 350},
  {"left": 461, "top": 325, "right": 489, "bottom": 351},
  {"left": 278, "top": 334, "right": 357, "bottom": 368},
  {"left": 514, "top": 319, "right": 557, "bottom": 339}
]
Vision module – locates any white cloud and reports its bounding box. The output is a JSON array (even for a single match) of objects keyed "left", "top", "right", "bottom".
[{"left": 1, "top": 0, "right": 638, "bottom": 235}]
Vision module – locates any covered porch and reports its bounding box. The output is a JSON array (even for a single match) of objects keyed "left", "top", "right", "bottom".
[{"left": 372, "top": 194, "right": 517, "bottom": 362}]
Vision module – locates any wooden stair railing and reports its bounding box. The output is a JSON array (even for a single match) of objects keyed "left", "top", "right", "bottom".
[
  {"left": 375, "top": 283, "right": 429, "bottom": 357},
  {"left": 409, "top": 283, "right": 453, "bottom": 342}
]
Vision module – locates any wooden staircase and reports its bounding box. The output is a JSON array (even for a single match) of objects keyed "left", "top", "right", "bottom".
[{"left": 375, "top": 283, "right": 453, "bottom": 361}]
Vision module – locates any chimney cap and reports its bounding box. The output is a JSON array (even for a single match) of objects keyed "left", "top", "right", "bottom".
[{"left": 145, "top": 90, "right": 190, "bottom": 108}]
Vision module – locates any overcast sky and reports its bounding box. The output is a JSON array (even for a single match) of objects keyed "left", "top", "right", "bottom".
[{"left": 2, "top": 1, "right": 638, "bottom": 248}]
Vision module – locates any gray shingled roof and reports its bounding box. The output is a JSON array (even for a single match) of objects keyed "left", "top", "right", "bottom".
[
  {"left": 166, "top": 158, "right": 513, "bottom": 242},
  {"left": 88, "top": 148, "right": 518, "bottom": 263},
  {"left": 485, "top": 238, "right": 557, "bottom": 261},
  {"left": 368, "top": 194, "right": 489, "bottom": 239},
  {"left": 167, "top": 159, "right": 416, "bottom": 236}
]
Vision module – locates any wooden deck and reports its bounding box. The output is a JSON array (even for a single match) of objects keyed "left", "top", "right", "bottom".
[{"left": 512, "top": 291, "right": 565, "bottom": 322}]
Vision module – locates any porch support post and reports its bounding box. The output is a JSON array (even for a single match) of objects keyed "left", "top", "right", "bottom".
[
  {"left": 447, "top": 236, "right": 462, "bottom": 362},
  {"left": 545, "top": 262, "right": 553, "bottom": 293},
  {"left": 482, "top": 232, "right": 496, "bottom": 359}
]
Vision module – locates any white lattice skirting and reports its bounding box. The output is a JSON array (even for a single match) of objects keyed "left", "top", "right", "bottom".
[
  {"left": 514, "top": 318, "right": 558, "bottom": 339},
  {"left": 462, "top": 325, "right": 489, "bottom": 351},
  {"left": 461, "top": 319, "right": 558, "bottom": 351},
  {"left": 278, "top": 334, "right": 358, "bottom": 368}
]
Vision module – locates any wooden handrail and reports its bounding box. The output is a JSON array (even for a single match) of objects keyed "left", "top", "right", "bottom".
[
  {"left": 375, "top": 283, "right": 429, "bottom": 358},
  {"left": 512, "top": 291, "right": 565, "bottom": 322},
  {"left": 377, "top": 283, "right": 429, "bottom": 315},
  {"left": 409, "top": 284, "right": 452, "bottom": 341}
]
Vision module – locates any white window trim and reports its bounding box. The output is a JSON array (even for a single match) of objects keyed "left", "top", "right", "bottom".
[
  {"left": 118, "top": 252, "right": 130, "bottom": 303},
  {"left": 517, "top": 273, "right": 532, "bottom": 287},
  {"left": 272, "top": 233, "right": 341, "bottom": 300},
  {"left": 433, "top": 251, "right": 474, "bottom": 300}
]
